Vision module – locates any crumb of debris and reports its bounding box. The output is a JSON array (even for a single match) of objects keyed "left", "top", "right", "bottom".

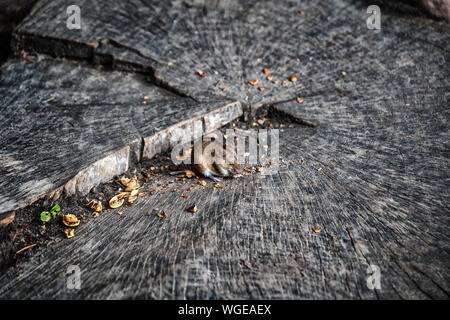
[
  {"left": 213, "top": 183, "right": 223, "bottom": 190},
  {"left": 157, "top": 210, "right": 168, "bottom": 218}
]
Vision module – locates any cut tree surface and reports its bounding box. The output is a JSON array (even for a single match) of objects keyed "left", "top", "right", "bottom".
[
  {"left": 0, "top": 0, "right": 449, "bottom": 299},
  {"left": 0, "top": 123, "right": 448, "bottom": 299},
  {"left": 0, "top": 58, "right": 241, "bottom": 217},
  {"left": 12, "top": 0, "right": 450, "bottom": 108}
]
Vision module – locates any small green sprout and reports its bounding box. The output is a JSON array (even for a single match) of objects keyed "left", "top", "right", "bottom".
[
  {"left": 40, "top": 203, "right": 61, "bottom": 222},
  {"left": 41, "top": 97, "right": 55, "bottom": 103},
  {"left": 40, "top": 211, "right": 51, "bottom": 222},
  {"left": 50, "top": 204, "right": 60, "bottom": 216}
]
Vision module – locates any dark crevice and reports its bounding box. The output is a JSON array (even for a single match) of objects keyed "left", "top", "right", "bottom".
[
  {"left": 139, "top": 136, "right": 145, "bottom": 164},
  {"left": 268, "top": 104, "right": 317, "bottom": 128},
  {"left": 11, "top": 33, "right": 200, "bottom": 103},
  {"left": 0, "top": 0, "right": 38, "bottom": 65}
]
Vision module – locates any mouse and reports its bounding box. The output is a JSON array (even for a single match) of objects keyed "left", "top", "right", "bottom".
[{"left": 171, "top": 139, "right": 241, "bottom": 182}]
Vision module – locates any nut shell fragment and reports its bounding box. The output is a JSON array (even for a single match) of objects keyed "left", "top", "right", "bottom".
[
  {"left": 115, "top": 192, "right": 130, "bottom": 199},
  {"left": 86, "top": 199, "right": 102, "bottom": 212},
  {"left": 120, "top": 176, "right": 140, "bottom": 191},
  {"left": 62, "top": 214, "right": 80, "bottom": 227},
  {"left": 65, "top": 228, "right": 75, "bottom": 239},
  {"left": 109, "top": 195, "right": 125, "bottom": 209}
]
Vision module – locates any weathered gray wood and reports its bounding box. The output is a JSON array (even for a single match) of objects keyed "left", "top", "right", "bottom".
[
  {"left": 0, "top": 58, "right": 241, "bottom": 217},
  {"left": 0, "top": 122, "right": 448, "bottom": 299},
  {"left": 0, "top": 0, "right": 448, "bottom": 300},
  {"left": 12, "top": 0, "right": 450, "bottom": 109}
]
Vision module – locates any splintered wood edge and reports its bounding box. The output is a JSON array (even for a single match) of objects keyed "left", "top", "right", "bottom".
[{"left": 0, "top": 101, "right": 243, "bottom": 223}]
